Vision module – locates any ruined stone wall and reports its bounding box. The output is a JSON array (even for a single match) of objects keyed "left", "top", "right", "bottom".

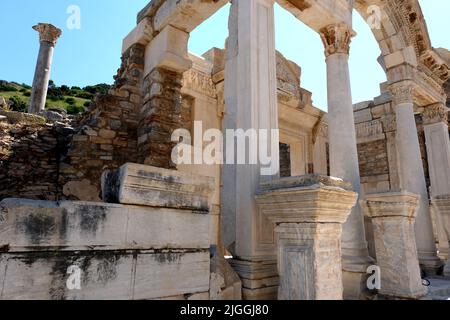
[
  {"left": 59, "top": 44, "right": 145, "bottom": 201},
  {"left": 354, "top": 98, "right": 392, "bottom": 194},
  {"left": 0, "top": 44, "right": 145, "bottom": 202},
  {"left": 0, "top": 115, "right": 73, "bottom": 201}
]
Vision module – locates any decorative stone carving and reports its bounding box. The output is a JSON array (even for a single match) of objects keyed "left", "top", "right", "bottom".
[
  {"left": 389, "top": 81, "right": 414, "bottom": 105},
  {"left": 319, "top": 23, "right": 354, "bottom": 57},
  {"left": 32, "top": 23, "right": 62, "bottom": 45},
  {"left": 182, "top": 69, "right": 217, "bottom": 98},
  {"left": 356, "top": 120, "right": 385, "bottom": 143},
  {"left": 432, "top": 195, "right": 450, "bottom": 277},
  {"left": 256, "top": 175, "right": 357, "bottom": 300},
  {"left": 420, "top": 50, "right": 450, "bottom": 83},
  {"left": 422, "top": 103, "right": 449, "bottom": 125},
  {"left": 361, "top": 192, "right": 428, "bottom": 299}
]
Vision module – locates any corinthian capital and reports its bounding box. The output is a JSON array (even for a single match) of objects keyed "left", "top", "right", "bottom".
[
  {"left": 422, "top": 103, "right": 449, "bottom": 125},
  {"left": 33, "top": 23, "right": 62, "bottom": 45},
  {"left": 389, "top": 81, "right": 414, "bottom": 105},
  {"left": 319, "top": 23, "right": 355, "bottom": 57}
]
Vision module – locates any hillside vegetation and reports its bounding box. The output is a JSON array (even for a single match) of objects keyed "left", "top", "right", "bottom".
[{"left": 0, "top": 80, "right": 111, "bottom": 115}]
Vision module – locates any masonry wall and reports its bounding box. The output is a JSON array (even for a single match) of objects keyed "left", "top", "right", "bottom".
[{"left": 0, "top": 114, "right": 73, "bottom": 201}]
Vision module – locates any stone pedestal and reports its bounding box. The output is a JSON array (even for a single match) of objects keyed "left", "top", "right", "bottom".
[
  {"left": 432, "top": 195, "right": 450, "bottom": 277},
  {"left": 423, "top": 103, "right": 450, "bottom": 258},
  {"left": 389, "top": 81, "right": 442, "bottom": 274},
  {"left": 255, "top": 175, "right": 357, "bottom": 300},
  {"left": 320, "top": 23, "right": 372, "bottom": 298},
  {"left": 362, "top": 192, "right": 428, "bottom": 299},
  {"left": 29, "top": 23, "right": 62, "bottom": 114}
]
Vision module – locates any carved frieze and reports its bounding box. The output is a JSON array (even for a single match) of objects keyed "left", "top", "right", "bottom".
[{"left": 182, "top": 69, "right": 216, "bottom": 98}]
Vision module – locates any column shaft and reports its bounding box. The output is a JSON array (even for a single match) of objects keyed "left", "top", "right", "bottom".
[
  {"left": 224, "top": 0, "right": 280, "bottom": 300},
  {"left": 320, "top": 24, "right": 371, "bottom": 296},
  {"left": 390, "top": 82, "right": 441, "bottom": 273},
  {"left": 29, "top": 23, "right": 61, "bottom": 114}
]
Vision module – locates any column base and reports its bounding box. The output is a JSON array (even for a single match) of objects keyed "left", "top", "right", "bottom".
[
  {"left": 342, "top": 251, "right": 374, "bottom": 300},
  {"left": 229, "top": 258, "right": 278, "bottom": 300},
  {"left": 418, "top": 253, "right": 443, "bottom": 276},
  {"left": 444, "top": 260, "right": 450, "bottom": 278}
]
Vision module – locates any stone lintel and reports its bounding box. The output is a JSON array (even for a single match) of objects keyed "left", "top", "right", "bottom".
[
  {"left": 144, "top": 25, "right": 192, "bottom": 76},
  {"left": 256, "top": 175, "right": 357, "bottom": 224},
  {"left": 101, "top": 163, "right": 215, "bottom": 212},
  {"left": 122, "top": 17, "right": 153, "bottom": 54}
]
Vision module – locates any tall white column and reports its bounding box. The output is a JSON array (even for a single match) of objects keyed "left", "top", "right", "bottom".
[
  {"left": 223, "top": 0, "right": 280, "bottom": 300},
  {"left": 319, "top": 23, "right": 372, "bottom": 298},
  {"left": 423, "top": 103, "right": 450, "bottom": 257},
  {"left": 389, "top": 81, "right": 442, "bottom": 274},
  {"left": 29, "top": 23, "right": 62, "bottom": 114}
]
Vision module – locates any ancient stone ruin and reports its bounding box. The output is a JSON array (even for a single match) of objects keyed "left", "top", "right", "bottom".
[{"left": 1, "top": 0, "right": 450, "bottom": 300}]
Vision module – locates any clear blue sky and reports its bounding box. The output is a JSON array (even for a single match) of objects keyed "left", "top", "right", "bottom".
[{"left": 0, "top": 1, "right": 448, "bottom": 110}]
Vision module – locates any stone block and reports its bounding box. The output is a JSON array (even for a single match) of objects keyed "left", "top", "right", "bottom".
[
  {"left": 0, "top": 250, "right": 209, "bottom": 300},
  {"left": 0, "top": 198, "right": 210, "bottom": 252},
  {"left": 101, "top": 163, "right": 215, "bottom": 212},
  {"left": 354, "top": 109, "right": 373, "bottom": 124}
]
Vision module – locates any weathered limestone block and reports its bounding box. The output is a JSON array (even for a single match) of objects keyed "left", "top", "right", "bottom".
[
  {"left": 63, "top": 179, "right": 102, "bottom": 202},
  {"left": 255, "top": 175, "right": 357, "bottom": 300},
  {"left": 432, "top": 195, "right": 450, "bottom": 277},
  {"left": 210, "top": 255, "right": 242, "bottom": 300},
  {"left": 0, "top": 250, "right": 209, "bottom": 300},
  {"left": 0, "top": 198, "right": 210, "bottom": 252},
  {"left": 101, "top": 163, "right": 215, "bottom": 211},
  {"left": 361, "top": 192, "right": 428, "bottom": 299}
]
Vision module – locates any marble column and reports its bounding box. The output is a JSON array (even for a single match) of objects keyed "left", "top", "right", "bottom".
[
  {"left": 256, "top": 175, "right": 357, "bottom": 300},
  {"left": 319, "top": 23, "right": 372, "bottom": 298},
  {"left": 432, "top": 195, "right": 450, "bottom": 276},
  {"left": 389, "top": 81, "right": 442, "bottom": 274},
  {"left": 362, "top": 192, "right": 428, "bottom": 299},
  {"left": 223, "top": 0, "right": 280, "bottom": 300},
  {"left": 423, "top": 103, "right": 450, "bottom": 258},
  {"left": 29, "top": 23, "right": 62, "bottom": 114}
]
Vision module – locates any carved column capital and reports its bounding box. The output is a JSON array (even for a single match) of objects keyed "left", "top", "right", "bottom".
[
  {"left": 33, "top": 23, "right": 62, "bottom": 45},
  {"left": 422, "top": 103, "right": 449, "bottom": 125},
  {"left": 389, "top": 81, "right": 414, "bottom": 105},
  {"left": 319, "top": 23, "right": 355, "bottom": 57}
]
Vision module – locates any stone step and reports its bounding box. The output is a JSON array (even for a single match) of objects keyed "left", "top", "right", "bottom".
[{"left": 426, "top": 277, "right": 450, "bottom": 300}]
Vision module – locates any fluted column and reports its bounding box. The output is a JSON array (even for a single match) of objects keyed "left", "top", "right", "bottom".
[
  {"left": 29, "top": 23, "right": 62, "bottom": 114},
  {"left": 320, "top": 23, "right": 372, "bottom": 298},
  {"left": 423, "top": 103, "right": 450, "bottom": 258},
  {"left": 389, "top": 81, "right": 442, "bottom": 274}
]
